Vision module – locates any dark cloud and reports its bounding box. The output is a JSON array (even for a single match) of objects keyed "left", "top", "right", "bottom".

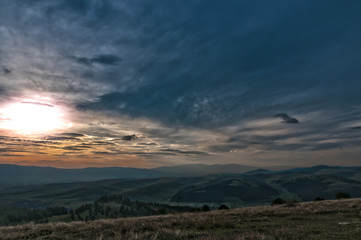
[
  {"left": 159, "top": 148, "right": 209, "bottom": 156},
  {"left": 210, "top": 119, "right": 361, "bottom": 152},
  {"left": 92, "top": 141, "right": 116, "bottom": 146},
  {"left": 63, "top": 145, "right": 92, "bottom": 151},
  {"left": 0, "top": 154, "right": 23, "bottom": 157},
  {"left": 122, "top": 134, "right": 137, "bottom": 141},
  {"left": 208, "top": 144, "right": 247, "bottom": 153},
  {"left": 74, "top": 54, "right": 122, "bottom": 66},
  {"left": 45, "top": 136, "right": 79, "bottom": 141},
  {"left": 0, "top": 86, "right": 5, "bottom": 96},
  {"left": 0, "top": 147, "right": 27, "bottom": 153},
  {"left": 2, "top": 66, "right": 11, "bottom": 74},
  {"left": 55, "top": 133, "right": 85, "bottom": 137},
  {"left": 308, "top": 143, "right": 344, "bottom": 151},
  {"left": 137, "top": 142, "right": 158, "bottom": 146},
  {"left": 0, "top": 135, "right": 11, "bottom": 140},
  {"left": 92, "top": 151, "right": 116, "bottom": 155},
  {"left": 274, "top": 113, "right": 299, "bottom": 124},
  {"left": 74, "top": 0, "right": 361, "bottom": 128},
  {"left": 92, "top": 148, "right": 209, "bottom": 157},
  {"left": 91, "top": 54, "right": 122, "bottom": 65}
]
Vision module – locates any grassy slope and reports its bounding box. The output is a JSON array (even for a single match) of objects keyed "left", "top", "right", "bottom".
[{"left": 1, "top": 198, "right": 361, "bottom": 240}]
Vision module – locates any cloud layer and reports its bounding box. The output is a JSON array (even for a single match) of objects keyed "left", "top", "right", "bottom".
[{"left": 0, "top": 0, "right": 360, "bottom": 167}]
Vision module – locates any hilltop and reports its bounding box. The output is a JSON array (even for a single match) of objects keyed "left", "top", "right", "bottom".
[{"left": 1, "top": 198, "right": 360, "bottom": 240}]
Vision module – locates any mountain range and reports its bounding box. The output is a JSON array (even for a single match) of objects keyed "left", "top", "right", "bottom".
[
  {"left": 0, "top": 163, "right": 257, "bottom": 185},
  {"left": 0, "top": 164, "right": 360, "bottom": 208}
]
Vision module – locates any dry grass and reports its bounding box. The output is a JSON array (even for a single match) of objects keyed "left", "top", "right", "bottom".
[{"left": 1, "top": 199, "right": 361, "bottom": 240}]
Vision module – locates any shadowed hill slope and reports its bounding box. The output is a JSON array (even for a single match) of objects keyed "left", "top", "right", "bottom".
[{"left": 1, "top": 198, "right": 360, "bottom": 240}]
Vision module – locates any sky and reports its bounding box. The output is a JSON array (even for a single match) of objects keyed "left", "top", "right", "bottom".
[{"left": 0, "top": 0, "right": 361, "bottom": 168}]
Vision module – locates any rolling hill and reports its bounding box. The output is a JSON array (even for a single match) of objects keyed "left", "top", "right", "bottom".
[{"left": 0, "top": 165, "right": 360, "bottom": 209}]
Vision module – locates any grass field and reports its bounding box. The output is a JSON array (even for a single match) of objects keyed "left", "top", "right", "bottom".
[{"left": 1, "top": 198, "right": 360, "bottom": 240}]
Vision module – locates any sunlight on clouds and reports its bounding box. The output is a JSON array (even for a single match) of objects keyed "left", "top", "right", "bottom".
[{"left": 0, "top": 99, "right": 69, "bottom": 134}]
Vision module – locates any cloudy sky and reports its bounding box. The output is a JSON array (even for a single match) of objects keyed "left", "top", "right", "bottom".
[{"left": 0, "top": 0, "right": 360, "bottom": 168}]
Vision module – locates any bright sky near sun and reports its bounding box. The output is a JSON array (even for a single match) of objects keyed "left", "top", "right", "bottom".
[
  {"left": 0, "top": 0, "right": 360, "bottom": 168},
  {"left": 0, "top": 100, "right": 67, "bottom": 134}
]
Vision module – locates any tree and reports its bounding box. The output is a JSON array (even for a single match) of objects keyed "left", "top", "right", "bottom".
[
  {"left": 271, "top": 198, "right": 285, "bottom": 205},
  {"left": 158, "top": 209, "right": 167, "bottom": 215},
  {"left": 0, "top": 215, "right": 9, "bottom": 226},
  {"left": 218, "top": 204, "right": 229, "bottom": 210},
  {"left": 177, "top": 196, "right": 182, "bottom": 207},
  {"left": 314, "top": 197, "right": 325, "bottom": 201},
  {"left": 202, "top": 205, "right": 210, "bottom": 212},
  {"left": 69, "top": 209, "right": 75, "bottom": 221},
  {"left": 336, "top": 192, "right": 351, "bottom": 199}
]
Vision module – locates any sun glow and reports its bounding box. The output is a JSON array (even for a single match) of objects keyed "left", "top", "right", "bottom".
[{"left": 0, "top": 101, "right": 66, "bottom": 134}]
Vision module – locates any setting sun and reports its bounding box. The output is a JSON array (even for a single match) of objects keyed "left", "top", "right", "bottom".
[{"left": 0, "top": 101, "right": 65, "bottom": 134}]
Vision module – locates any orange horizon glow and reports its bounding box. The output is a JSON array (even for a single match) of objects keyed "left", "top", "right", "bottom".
[{"left": 0, "top": 153, "right": 158, "bottom": 169}]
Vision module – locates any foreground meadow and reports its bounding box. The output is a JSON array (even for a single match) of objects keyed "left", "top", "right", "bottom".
[{"left": 1, "top": 198, "right": 360, "bottom": 240}]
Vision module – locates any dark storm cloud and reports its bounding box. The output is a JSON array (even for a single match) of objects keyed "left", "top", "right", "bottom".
[
  {"left": 74, "top": 54, "right": 122, "bottom": 66},
  {"left": 122, "top": 134, "right": 137, "bottom": 141},
  {"left": 75, "top": 0, "right": 361, "bottom": 129},
  {"left": 159, "top": 148, "right": 209, "bottom": 156},
  {"left": 274, "top": 113, "right": 299, "bottom": 124},
  {"left": 2, "top": 66, "right": 11, "bottom": 74},
  {"left": 2, "top": 0, "right": 361, "bottom": 123}
]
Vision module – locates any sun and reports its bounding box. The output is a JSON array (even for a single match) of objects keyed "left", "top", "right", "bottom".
[{"left": 0, "top": 101, "right": 66, "bottom": 134}]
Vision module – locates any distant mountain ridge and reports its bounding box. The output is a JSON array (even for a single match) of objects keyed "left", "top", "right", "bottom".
[
  {"left": 153, "top": 164, "right": 256, "bottom": 176},
  {"left": 0, "top": 164, "right": 361, "bottom": 209},
  {"left": 0, "top": 163, "right": 257, "bottom": 185}
]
